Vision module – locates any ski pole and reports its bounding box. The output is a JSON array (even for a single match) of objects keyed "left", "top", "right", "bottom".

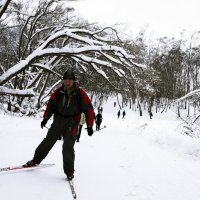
[{"left": 85, "top": 125, "right": 106, "bottom": 131}]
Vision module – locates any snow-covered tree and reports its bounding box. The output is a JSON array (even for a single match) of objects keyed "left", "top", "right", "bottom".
[
  {"left": 0, "top": 0, "right": 155, "bottom": 115},
  {"left": 176, "top": 88, "right": 200, "bottom": 138}
]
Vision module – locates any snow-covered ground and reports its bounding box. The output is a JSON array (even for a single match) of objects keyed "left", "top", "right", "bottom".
[{"left": 1, "top": 99, "right": 200, "bottom": 200}]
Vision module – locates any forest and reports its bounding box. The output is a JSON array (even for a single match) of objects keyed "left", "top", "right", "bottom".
[{"left": 1, "top": 0, "right": 200, "bottom": 137}]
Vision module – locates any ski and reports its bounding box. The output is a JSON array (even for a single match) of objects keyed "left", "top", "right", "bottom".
[
  {"left": 68, "top": 179, "right": 77, "bottom": 199},
  {"left": 0, "top": 164, "right": 55, "bottom": 172}
]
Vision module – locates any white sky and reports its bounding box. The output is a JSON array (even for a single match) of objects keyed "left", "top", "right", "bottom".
[{"left": 71, "top": 0, "right": 200, "bottom": 39}]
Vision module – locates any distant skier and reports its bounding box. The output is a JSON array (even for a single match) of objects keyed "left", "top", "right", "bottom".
[
  {"left": 122, "top": 110, "right": 126, "bottom": 119},
  {"left": 100, "top": 107, "right": 103, "bottom": 113},
  {"left": 149, "top": 111, "right": 153, "bottom": 119},
  {"left": 95, "top": 111, "right": 103, "bottom": 131},
  {"left": 117, "top": 110, "right": 120, "bottom": 119},
  {"left": 76, "top": 113, "right": 86, "bottom": 142},
  {"left": 114, "top": 102, "right": 116, "bottom": 107},
  {"left": 148, "top": 107, "right": 153, "bottom": 119}
]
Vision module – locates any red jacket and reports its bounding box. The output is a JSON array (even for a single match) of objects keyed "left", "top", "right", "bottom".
[{"left": 43, "top": 85, "right": 94, "bottom": 127}]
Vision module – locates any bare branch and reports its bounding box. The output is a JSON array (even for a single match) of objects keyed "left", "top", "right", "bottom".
[{"left": 0, "top": 0, "right": 12, "bottom": 19}]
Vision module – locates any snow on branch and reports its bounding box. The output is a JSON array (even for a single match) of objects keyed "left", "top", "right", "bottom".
[
  {"left": 0, "top": 24, "right": 146, "bottom": 110},
  {"left": 0, "top": 24, "right": 140, "bottom": 87},
  {"left": 0, "top": 45, "right": 134, "bottom": 85},
  {"left": 31, "top": 63, "right": 62, "bottom": 78},
  {"left": 0, "top": 86, "right": 35, "bottom": 97},
  {"left": 176, "top": 89, "right": 200, "bottom": 102},
  {"left": 72, "top": 54, "right": 125, "bottom": 77},
  {"left": 71, "top": 27, "right": 121, "bottom": 43},
  {"left": 90, "top": 63, "right": 120, "bottom": 91}
]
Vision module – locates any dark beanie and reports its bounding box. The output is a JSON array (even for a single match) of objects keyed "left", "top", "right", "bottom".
[{"left": 63, "top": 69, "right": 76, "bottom": 80}]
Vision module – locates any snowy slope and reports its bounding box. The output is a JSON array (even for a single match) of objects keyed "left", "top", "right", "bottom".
[{"left": 1, "top": 100, "right": 200, "bottom": 200}]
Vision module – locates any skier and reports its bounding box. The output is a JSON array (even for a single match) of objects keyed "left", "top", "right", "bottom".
[
  {"left": 117, "top": 110, "right": 120, "bottom": 118},
  {"left": 95, "top": 111, "right": 103, "bottom": 131},
  {"left": 23, "top": 69, "right": 94, "bottom": 180},
  {"left": 149, "top": 111, "right": 153, "bottom": 119},
  {"left": 76, "top": 113, "right": 86, "bottom": 142},
  {"left": 148, "top": 106, "right": 153, "bottom": 119},
  {"left": 122, "top": 110, "right": 126, "bottom": 119}
]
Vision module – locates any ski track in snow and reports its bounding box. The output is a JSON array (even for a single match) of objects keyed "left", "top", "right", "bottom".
[{"left": 1, "top": 100, "right": 200, "bottom": 200}]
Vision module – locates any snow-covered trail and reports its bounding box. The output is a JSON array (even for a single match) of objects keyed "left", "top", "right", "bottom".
[{"left": 1, "top": 101, "right": 200, "bottom": 200}]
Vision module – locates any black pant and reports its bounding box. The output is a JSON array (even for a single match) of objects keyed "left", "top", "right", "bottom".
[
  {"left": 33, "top": 123, "right": 76, "bottom": 176},
  {"left": 96, "top": 121, "right": 101, "bottom": 131}
]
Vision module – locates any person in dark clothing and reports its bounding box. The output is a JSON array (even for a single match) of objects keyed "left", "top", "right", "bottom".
[
  {"left": 95, "top": 111, "right": 102, "bottom": 131},
  {"left": 148, "top": 107, "right": 153, "bottom": 119},
  {"left": 149, "top": 111, "right": 153, "bottom": 119},
  {"left": 122, "top": 110, "right": 126, "bottom": 119},
  {"left": 117, "top": 110, "right": 120, "bottom": 118},
  {"left": 24, "top": 69, "right": 94, "bottom": 180},
  {"left": 100, "top": 107, "right": 103, "bottom": 113}
]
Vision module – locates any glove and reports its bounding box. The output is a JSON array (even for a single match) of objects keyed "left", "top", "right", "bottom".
[
  {"left": 41, "top": 118, "right": 48, "bottom": 129},
  {"left": 87, "top": 127, "right": 93, "bottom": 136}
]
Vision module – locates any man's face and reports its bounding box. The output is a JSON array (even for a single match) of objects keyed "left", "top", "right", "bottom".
[{"left": 64, "top": 79, "right": 74, "bottom": 89}]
